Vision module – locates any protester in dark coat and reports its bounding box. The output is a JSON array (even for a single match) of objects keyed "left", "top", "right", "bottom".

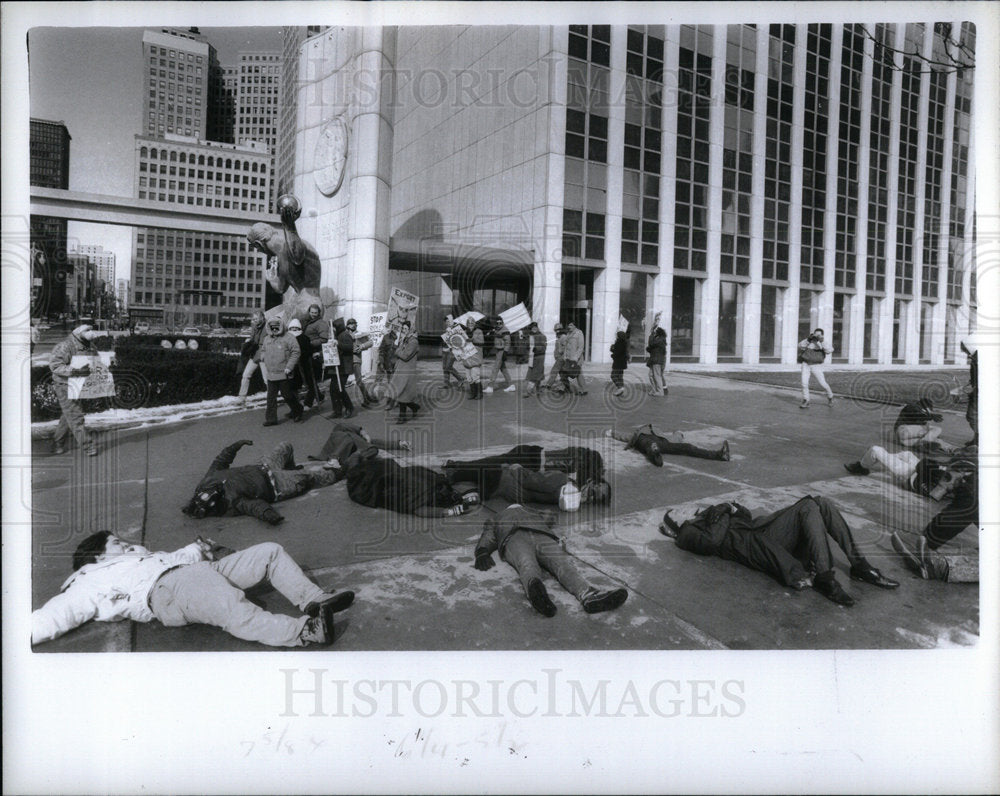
[
  {"left": 660, "top": 496, "right": 899, "bottom": 606},
  {"left": 344, "top": 457, "right": 474, "bottom": 517},
  {"left": 387, "top": 320, "right": 420, "bottom": 423},
  {"left": 486, "top": 321, "right": 515, "bottom": 393},
  {"left": 376, "top": 329, "right": 397, "bottom": 383},
  {"left": 309, "top": 422, "right": 411, "bottom": 468},
  {"left": 326, "top": 317, "right": 355, "bottom": 419},
  {"left": 338, "top": 318, "right": 376, "bottom": 407},
  {"left": 524, "top": 322, "right": 547, "bottom": 396},
  {"left": 182, "top": 440, "right": 339, "bottom": 525},
  {"left": 298, "top": 303, "right": 328, "bottom": 406},
  {"left": 891, "top": 467, "right": 980, "bottom": 583},
  {"left": 473, "top": 504, "right": 628, "bottom": 616},
  {"left": 609, "top": 331, "right": 630, "bottom": 395},
  {"left": 961, "top": 339, "right": 978, "bottom": 446},
  {"left": 646, "top": 325, "right": 668, "bottom": 396}
]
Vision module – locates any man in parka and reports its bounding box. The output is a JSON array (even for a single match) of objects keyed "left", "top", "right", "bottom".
[
  {"left": 182, "top": 439, "right": 340, "bottom": 525},
  {"left": 255, "top": 315, "right": 303, "bottom": 426},
  {"left": 473, "top": 503, "right": 628, "bottom": 616},
  {"left": 49, "top": 323, "right": 101, "bottom": 455}
]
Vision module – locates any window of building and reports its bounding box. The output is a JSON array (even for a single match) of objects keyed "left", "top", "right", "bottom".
[
  {"left": 895, "top": 24, "right": 925, "bottom": 299},
  {"left": 804, "top": 24, "right": 834, "bottom": 287},
  {"left": 761, "top": 24, "right": 795, "bottom": 282}
]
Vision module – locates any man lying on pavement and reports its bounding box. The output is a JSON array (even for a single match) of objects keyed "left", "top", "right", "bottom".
[
  {"left": 472, "top": 503, "right": 628, "bottom": 617},
  {"left": 183, "top": 439, "right": 340, "bottom": 525},
  {"left": 31, "top": 532, "right": 354, "bottom": 648},
  {"left": 605, "top": 424, "right": 730, "bottom": 465},
  {"left": 659, "top": 495, "right": 898, "bottom": 606}
]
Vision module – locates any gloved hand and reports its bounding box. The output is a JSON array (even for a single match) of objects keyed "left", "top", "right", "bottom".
[
  {"left": 474, "top": 552, "right": 495, "bottom": 571},
  {"left": 263, "top": 508, "right": 285, "bottom": 526}
]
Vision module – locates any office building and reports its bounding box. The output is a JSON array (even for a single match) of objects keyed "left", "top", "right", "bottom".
[
  {"left": 283, "top": 22, "right": 977, "bottom": 366},
  {"left": 73, "top": 244, "right": 116, "bottom": 286},
  {"left": 129, "top": 134, "right": 271, "bottom": 326},
  {"left": 29, "top": 118, "right": 72, "bottom": 316}
]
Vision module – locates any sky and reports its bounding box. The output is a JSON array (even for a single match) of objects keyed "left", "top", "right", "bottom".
[{"left": 28, "top": 25, "right": 283, "bottom": 283}]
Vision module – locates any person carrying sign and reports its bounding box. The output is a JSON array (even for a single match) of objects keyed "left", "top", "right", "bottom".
[
  {"left": 338, "top": 318, "right": 376, "bottom": 408},
  {"left": 49, "top": 324, "right": 101, "bottom": 456},
  {"left": 386, "top": 320, "right": 421, "bottom": 423}
]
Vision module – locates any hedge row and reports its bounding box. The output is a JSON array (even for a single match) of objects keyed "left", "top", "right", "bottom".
[
  {"left": 31, "top": 347, "right": 264, "bottom": 422},
  {"left": 115, "top": 334, "right": 245, "bottom": 355}
]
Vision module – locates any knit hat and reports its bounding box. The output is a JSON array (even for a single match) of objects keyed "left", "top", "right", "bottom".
[{"left": 287, "top": 319, "right": 303, "bottom": 336}]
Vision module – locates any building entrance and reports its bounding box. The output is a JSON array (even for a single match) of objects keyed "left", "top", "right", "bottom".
[{"left": 560, "top": 266, "right": 594, "bottom": 360}]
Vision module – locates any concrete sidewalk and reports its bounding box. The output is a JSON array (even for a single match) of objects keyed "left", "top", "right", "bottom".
[{"left": 30, "top": 369, "right": 979, "bottom": 651}]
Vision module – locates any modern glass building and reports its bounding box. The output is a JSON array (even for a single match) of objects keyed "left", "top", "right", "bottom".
[{"left": 281, "top": 22, "right": 978, "bottom": 365}]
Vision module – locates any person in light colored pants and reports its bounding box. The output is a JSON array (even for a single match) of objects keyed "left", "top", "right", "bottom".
[
  {"left": 797, "top": 328, "right": 834, "bottom": 407},
  {"left": 858, "top": 445, "right": 920, "bottom": 487}
]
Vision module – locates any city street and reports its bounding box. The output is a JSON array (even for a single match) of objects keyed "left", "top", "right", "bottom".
[{"left": 29, "top": 366, "right": 979, "bottom": 652}]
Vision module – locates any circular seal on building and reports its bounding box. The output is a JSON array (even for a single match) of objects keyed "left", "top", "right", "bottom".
[{"left": 313, "top": 115, "right": 349, "bottom": 197}]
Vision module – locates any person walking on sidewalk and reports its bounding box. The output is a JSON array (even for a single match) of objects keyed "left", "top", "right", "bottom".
[
  {"left": 237, "top": 310, "right": 269, "bottom": 405},
  {"left": 31, "top": 532, "right": 354, "bottom": 648},
  {"left": 797, "top": 327, "right": 834, "bottom": 409},
  {"left": 338, "top": 318, "right": 376, "bottom": 407},
  {"left": 542, "top": 323, "right": 567, "bottom": 390},
  {"left": 609, "top": 330, "right": 630, "bottom": 396},
  {"left": 386, "top": 320, "right": 421, "bottom": 423},
  {"left": 256, "top": 316, "right": 303, "bottom": 426},
  {"left": 523, "top": 322, "right": 547, "bottom": 396},
  {"left": 472, "top": 503, "right": 628, "bottom": 617},
  {"left": 299, "top": 303, "right": 328, "bottom": 407},
  {"left": 375, "top": 328, "right": 397, "bottom": 385},
  {"left": 486, "top": 320, "right": 515, "bottom": 393},
  {"left": 659, "top": 496, "right": 898, "bottom": 606},
  {"left": 606, "top": 425, "right": 730, "bottom": 465},
  {"left": 183, "top": 439, "right": 341, "bottom": 525},
  {"left": 49, "top": 323, "right": 101, "bottom": 456},
  {"left": 646, "top": 323, "right": 668, "bottom": 397},
  {"left": 560, "top": 321, "right": 587, "bottom": 394},
  {"left": 326, "top": 317, "right": 356, "bottom": 419}
]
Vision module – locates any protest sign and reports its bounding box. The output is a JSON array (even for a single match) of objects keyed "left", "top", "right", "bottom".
[
  {"left": 387, "top": 286, "right": 419, "bottom": 329},
  {"left": 452, "top": 310, "right": 485, "bottom": 328},
  {"left": 443, "top": 327, "right": 481, "bottom": 366},
  {"left": 499, "top": 302, "right": 532, "bottom": 333},
  {"left": 322, "top": 320, "right": 340, "bottom": 368},
  {"left": 617, "top": 314, "right": 630, "bottom": 333},
  {"left": 68, "top": 352, "right": 116, "bottom": 399}
]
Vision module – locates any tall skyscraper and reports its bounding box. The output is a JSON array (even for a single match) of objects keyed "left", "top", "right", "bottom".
[
  {"left": 73, "top": 244, "right": 116, "bottom": 285},
  {"left": 29, "top": 118, "right": 72, "bottom": 316},
  {"left": 141, "top": 28, "right": 216, "bottom": 139}
]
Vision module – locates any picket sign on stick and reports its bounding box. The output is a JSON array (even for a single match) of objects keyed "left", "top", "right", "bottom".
[
  {"left": 321, "top": 319, "right": 340, "bottom": 368},
  {"left": 499, "top": 302, "right": 532, "bottom": 333}
]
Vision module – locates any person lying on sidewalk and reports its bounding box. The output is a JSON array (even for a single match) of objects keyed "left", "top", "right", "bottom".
[
  {"left": 659, "top": 495, "right": 898, "bottom": 607},
  {"left": 443, "top": 444, "right": 608, "bottom": 511},
  {"left": 472, "top": 503, "right": 628, "bottom": 617},
  {"left": 843, "top": 445, "right": 977, "bottom": 501},
  {"left": 182, "top": 439, "right": 340, "bottom": 525},
  {"left": 341, "top": 456, "right": 480, "bottom": 517},
  {"left": 893, "top": 398, "right": 950, "bottom": 451},
  {"left": 606, "top": 424, "right": 730, "bottom": 465},
  {"left": 308, "top": 422, "right": 411, "bottom": 469},
  {"left": 31, "top": 532, "right": 354, "bottom": 648},
  {"left": 443, "top": 444, "right": 605, "bottom": 493},
  {"left": 891, "top": 466, "right": 979, "bottom": 583}
]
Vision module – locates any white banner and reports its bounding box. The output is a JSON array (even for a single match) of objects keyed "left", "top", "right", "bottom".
[
  {"left": 452, "top": 310, "right": 485, "bottom": 328},
  {"left": 499, "top": 302, "right": 532, "bottom": 333},
  {"left": 68, "top": 352, "right": 116, "bottom": 400},
  {"left": 617, "top": 314, "right": 629, "bottom": 333}
]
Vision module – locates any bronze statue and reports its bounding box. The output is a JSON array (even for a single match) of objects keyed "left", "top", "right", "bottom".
[{"left": 247, "top": 195, "right": 322, "bottom": 324}]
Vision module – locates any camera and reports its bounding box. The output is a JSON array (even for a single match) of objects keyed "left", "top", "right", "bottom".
[{"left": 808, "top": 333, "right": 820, "bottom": 343}]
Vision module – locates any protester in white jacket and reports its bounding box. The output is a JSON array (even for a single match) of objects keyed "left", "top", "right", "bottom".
[{"left": 31, "top": 532, "right": 353, "bottom": 648}]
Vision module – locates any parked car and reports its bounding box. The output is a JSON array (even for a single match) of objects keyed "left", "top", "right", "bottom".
[
  {"left": 181, "top": 326, "right": 202, "bottom": 337},
  {"left": 208, "top": 328, "right": 229, "bottom": 338},
  {"left": 133, "top": 322, "right": 150, "bottom": 334},
  {"left": 237, "top": 326, "right": 252, "bottom": 337},
  {"left": 149, "top": 325, "right": 168, "bottom": 336}
]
